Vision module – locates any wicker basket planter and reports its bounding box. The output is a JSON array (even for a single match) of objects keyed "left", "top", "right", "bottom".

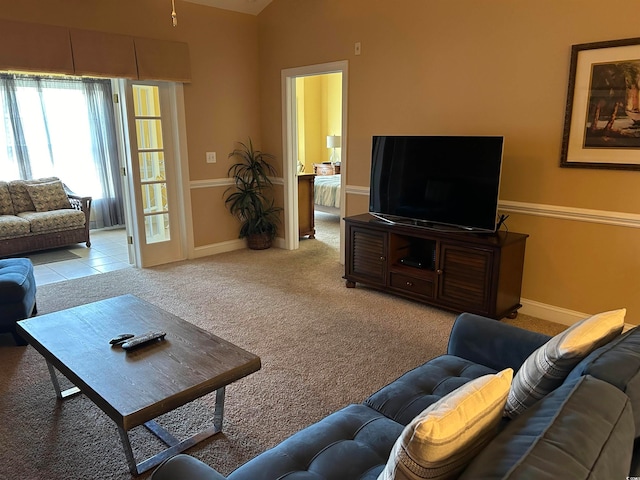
[{"left": 247, "top": 232, "right": 272, "bottom": 250}]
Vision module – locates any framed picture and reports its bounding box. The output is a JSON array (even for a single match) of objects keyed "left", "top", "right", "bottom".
[{"left": 561, "top": 37, "right": 640, "bottom": 170}]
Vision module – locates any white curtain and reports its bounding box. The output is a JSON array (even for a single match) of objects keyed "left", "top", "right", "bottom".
[{"left": 0, "top": 74, "right": 124, "bottom": 228}]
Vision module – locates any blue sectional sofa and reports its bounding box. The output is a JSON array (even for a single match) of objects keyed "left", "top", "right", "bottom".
[{"left": 151, "top": 313, "right": 640, "bottom": 479}]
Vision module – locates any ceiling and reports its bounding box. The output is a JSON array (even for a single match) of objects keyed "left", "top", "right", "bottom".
[{"left": 183, "top": 0, "right": 272, "bottom": 16}]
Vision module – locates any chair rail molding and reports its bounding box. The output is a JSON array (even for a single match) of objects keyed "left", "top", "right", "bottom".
[{"left": 499, "top": 200, "right": 640, "bottom": 229}]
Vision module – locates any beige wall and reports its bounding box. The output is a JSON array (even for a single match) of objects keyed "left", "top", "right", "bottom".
[
  {"left": 257, "top": 0, "right": 640, "bottom": 324},
  {"left": 0, "top": 0, "right": 262, "bottom": 248}
]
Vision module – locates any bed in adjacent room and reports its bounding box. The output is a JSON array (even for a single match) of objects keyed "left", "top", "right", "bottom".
[{"left": 314, "top": 174, "right": 341, "bottom": 214}]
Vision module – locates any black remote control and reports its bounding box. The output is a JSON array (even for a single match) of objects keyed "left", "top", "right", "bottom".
[
  {"left": 109, "top": 333, "right": 135, "bottom": 345},
  {"left": 121, "top": 331, "right": 167, "bottom": 350}
]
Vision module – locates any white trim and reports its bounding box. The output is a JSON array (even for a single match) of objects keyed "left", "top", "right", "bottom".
[
  {"left": 346, "top": 184, "right": 370, "bottom": 196},
  {"left": 339, "top": 192, "right": 640, "bottom": 229},
  {"left": 172, "top": 83, "right": 193, "bottom": 260},
  {"left": 193, "top": 238, "right": 246, "bottom": 257},
  {"left": 519, "top": 298, "right": 635, "bottom": 331},
  {"left": 519, "top": 298, "right": 588, "bottom": 326},
  {"left": 281, "top": 61, "right": 349, "bottom": 258},
  {"left": 499, "top": 200, "right": 640, "bottom": 229},
  {"left": 190, "top": 178, "right": 234, "bottom": 189}
]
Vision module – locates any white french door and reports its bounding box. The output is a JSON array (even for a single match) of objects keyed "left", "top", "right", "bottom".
[{"left": 122, "top": 81, "right": 184, "bottom": 267}]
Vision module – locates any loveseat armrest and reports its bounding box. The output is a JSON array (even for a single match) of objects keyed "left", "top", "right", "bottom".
[
  {"left": 447, "top": 313, "right": 552, "bottom": 372},
  {"left": 151, "top": 454, "right": 227, "bottom": 480}
]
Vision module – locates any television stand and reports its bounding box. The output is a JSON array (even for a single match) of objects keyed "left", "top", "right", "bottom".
[{"left": 344, "top": 213, "right": 528, "bottom": 319}]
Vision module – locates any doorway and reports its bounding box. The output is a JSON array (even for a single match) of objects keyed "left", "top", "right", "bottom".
[{"left": 281, "top": 61, "right": 348, "bottom": 262}]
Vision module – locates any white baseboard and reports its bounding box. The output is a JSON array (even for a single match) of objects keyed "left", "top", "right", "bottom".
[
  {"left": 192, "top": 236, "right": 286, "bottom": 258},
  {"left": 520, "top": 298, "right": 635, "bottom": 331},
  {"left": 192, "top": 238, "right": 246, "bottom": 258}
]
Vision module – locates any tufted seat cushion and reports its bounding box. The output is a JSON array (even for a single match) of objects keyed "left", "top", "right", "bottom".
[
  {"left": 227, "top": 404, "right": 404, "bottom": 480},
  {"left": 364, "top": 355, "right": 497, "bottom": 425},
  {"left": 0, "top": 215, "right": 31, "bottom": 239},
  {"left": 17, "top": 209, "right": 86, "bottom": 233}
]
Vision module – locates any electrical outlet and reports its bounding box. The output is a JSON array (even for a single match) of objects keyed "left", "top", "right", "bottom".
[
  {"left": 355, "top": 42, "right": 361, "bottom": 56},
  {"left": 206, "top": 152, "right": 217, "bottom": 164}
]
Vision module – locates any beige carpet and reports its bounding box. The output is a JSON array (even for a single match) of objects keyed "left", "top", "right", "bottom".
[{"left": 0, "top": 212, "right": 565, "bottom": 479}]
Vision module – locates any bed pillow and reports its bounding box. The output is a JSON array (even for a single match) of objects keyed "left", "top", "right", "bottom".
[
  {"left": 377, "top": 368, "right": 513, "bottom": 480},
  {"left": 504, "top": 308, "right": 626, "bottom": 419},
  {"left": 25, "top": 180, "right": 72, "bottom": 212}
]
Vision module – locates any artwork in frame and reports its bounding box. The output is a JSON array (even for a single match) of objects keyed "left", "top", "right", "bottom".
[{"left": 561, "top": 37, "right": 640, "bottom": 170}]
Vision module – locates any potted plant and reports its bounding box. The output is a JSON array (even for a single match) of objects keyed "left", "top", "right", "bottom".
[{"left": 224, "top": 139, "right": 282, "bottom": 250}]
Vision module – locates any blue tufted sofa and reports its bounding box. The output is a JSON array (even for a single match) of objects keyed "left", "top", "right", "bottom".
[{"left": 151, "top": 313, "right": 640, "bottom": 479}]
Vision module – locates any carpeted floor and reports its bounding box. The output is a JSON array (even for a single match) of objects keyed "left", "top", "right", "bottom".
[{"left": 0, "top": 212, "right": 566, "bottom": 479}]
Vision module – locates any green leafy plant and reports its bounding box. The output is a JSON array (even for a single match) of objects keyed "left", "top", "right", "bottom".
[{"left": 224, "top": 139, "right": 282, "bottom": 248}]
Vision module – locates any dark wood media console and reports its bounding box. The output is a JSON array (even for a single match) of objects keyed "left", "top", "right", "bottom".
[{"left": 344, "top": 213, "right": 528, "bottom": 319}]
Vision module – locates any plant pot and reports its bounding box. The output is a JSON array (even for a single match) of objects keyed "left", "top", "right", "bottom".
[{"left": 247, "top": 232, "right": 272, "bottom": 250}]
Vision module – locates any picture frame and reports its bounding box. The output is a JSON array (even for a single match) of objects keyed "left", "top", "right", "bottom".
[{"left": 561, "top": 37, "right": 640, "bottom": 170}]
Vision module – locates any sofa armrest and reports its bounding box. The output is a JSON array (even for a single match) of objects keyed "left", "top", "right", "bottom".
[
  {"left": 151, "top": 454, "right": 227, "bottom": 480},
  {"left": 447, "top": 313, "right": 552, "bottom": 372}
]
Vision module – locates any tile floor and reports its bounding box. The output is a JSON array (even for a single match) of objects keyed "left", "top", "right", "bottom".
[{"left": 33, "top": 228, "right": 131, "bottom": 286}]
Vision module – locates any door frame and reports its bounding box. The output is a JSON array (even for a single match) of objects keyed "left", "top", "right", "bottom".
[{"left": 281, "top": 61, "right": 348, "bottom": 263}]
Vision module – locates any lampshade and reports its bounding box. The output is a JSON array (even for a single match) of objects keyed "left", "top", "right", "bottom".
[{"left": 326, "top": 135, "right": 341, "bottom": 148}]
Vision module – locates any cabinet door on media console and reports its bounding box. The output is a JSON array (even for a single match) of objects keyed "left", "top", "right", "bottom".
[
  {"left": 437, "top": 244, "right": 493, "bottom": 316},
  {"left": 345, "top": 225, "right": 387, "bottom": 287}
]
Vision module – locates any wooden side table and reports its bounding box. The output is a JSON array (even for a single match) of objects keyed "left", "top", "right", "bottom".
[{"left": 298, "top": 173, "right": 315, "bottom": 238}]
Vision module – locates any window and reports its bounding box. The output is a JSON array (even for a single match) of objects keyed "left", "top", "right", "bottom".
[{"left": 0, "top": 74, "right": 124, "bottom": 228}]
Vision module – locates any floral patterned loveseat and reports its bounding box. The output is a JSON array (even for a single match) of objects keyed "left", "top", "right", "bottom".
[{"left": 0, "top": 177, "right": 92, "bottom": 257}]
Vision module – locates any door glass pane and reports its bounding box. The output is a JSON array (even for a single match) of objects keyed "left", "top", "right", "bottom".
[
  {"left": 133, "top": 85, "right": 161, "bottom": 117},
  {"left": 144, "top": 213, "right": 170, "bottom": 244},
  {"left": 136, "top": 119, "right": 164, "bottom": 150},
  {"left": 139, "top": 152, "right": 166, "bottom": 182},
  {"left": 141, "top": 183, "right": 168, "bottom": 214}
]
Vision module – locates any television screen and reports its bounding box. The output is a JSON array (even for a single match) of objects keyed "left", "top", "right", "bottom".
[{"left": 369, "top": 135, "right": 504, "bottom": 232}]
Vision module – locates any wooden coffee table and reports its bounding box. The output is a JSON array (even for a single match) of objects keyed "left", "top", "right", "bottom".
[{"left": 17, "top": 294, "right": 261, "bottom": 475}]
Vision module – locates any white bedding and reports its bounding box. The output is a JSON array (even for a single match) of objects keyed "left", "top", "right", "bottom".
[{"left": 314, "top": 174, "right": 341, "bottom": 208}]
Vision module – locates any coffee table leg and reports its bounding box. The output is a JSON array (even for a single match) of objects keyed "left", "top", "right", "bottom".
[
  {"left": 46, "top": 361, "right": 81, "bottom": 399},
  {"left": 117, "top": 425, "right": 139, "bottom": 475},
  {"left": 213, "top": 386, "right": 225, "bottom": 431},
  {"left": 117, "top": 386, "right": 227, "bottom": 475}
]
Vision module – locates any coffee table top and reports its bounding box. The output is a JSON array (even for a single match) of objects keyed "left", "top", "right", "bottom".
[{"left": 17, "top": 294, "right": 261, "bottom": 430}]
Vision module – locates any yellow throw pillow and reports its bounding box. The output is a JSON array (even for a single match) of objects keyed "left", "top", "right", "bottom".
[
  {"left": 25, "top": 180, "right": 72, "bottom": 212},
  {"left": 377, "top": 368, "right": 513, "bottom": 480},
  {"left": 504, "top": 308, "right": 625, "bottom": 419}
]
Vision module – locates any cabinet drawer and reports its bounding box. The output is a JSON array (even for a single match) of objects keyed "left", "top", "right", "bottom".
[{"left": 390, "top": 272, "right": 434, "bottom": 298}]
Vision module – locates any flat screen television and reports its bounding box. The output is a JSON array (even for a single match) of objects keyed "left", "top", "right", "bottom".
[{"left": 369, "top": 135, "right": 504, "bottom": 233}]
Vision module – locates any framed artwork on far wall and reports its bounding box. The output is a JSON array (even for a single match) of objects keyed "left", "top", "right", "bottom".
[{"left": 561, "top": 37, "right": 640, "bottom": 170}]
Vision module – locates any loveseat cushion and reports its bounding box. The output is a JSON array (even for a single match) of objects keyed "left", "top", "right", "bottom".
[
  {"left": 459, "top": 375, "right": 634, "bottom": 480},
  {"left": 504, "top": 309, "right": 625, "bottom": 418},
  {"left": 0, "top": 182, "right": 15, "bottom": 216},
  {"left": 0, "top": 215, "right": 31, "bottom": 239},
  {"left": 566, "top": 326, "right": 640, "bottom": 436},
  {"left": 25, "top": 180, "right": 72, "bottom": 212},
  {"left": 227, "top": 404, "right": 403, "bottom": 480},
  {"left": 17, "top": 209, "right": 85, "bottom": 234},
  {"left": 7, "top": 177, "right": 60, "bottom": 213},
  {"left": 364, "top": 355, "right": 496, "bottom": 426}
]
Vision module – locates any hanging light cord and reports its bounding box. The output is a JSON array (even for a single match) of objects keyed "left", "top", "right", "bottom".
[{"left": 171, "top": 0, "right": 178, "bottom": 27}]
